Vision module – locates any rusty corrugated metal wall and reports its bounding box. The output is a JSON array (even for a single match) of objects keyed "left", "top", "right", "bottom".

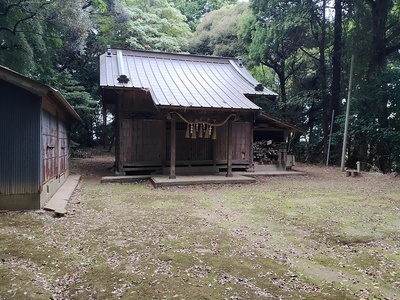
[
  {"left": 41, "top": 109, "right": 58, "bottom": 183},
  {"left": 0, "top": 80, "right": 41, "bottom": 195},
  {"left": 59, "top": 122, "right": 69, "bottom": 174}
]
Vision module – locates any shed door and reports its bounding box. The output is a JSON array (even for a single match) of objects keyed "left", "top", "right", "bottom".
[
  {"left": 42, "top": 109, "right": 58, "bottom": 183},
  {"left": 58, "top": 122, "right": 69, "bottom": 174},
  {"left": 42, "top": 110, "right": 70, "bottom": 183}
]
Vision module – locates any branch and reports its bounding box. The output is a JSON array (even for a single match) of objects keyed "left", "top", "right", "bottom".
[
  {"left": 364, "top": 0, "right": 376, "bottom": 8},
  {"left": 299, "top": 47, "right": 319, "bottom": 61},
  {"left": 260, "top": 59, "right": 276, "bottom": 71},
  {"left": 0, "top": 1, "right": 52, "bottom": 35},
  {"left": 385, "top": 42, "right": 400, "bottom": 56},
  {"left": 0, "top": 1, "right": 24, "bottom": 17},
  {"left": 82, "top": 1, "right": 93, "bottom": 10},
  {"left": 386, "top": 25, "right": 400, "bottom": 45},
  {"left": 285, "top": 56, "right": 303, "bottom": 81},
  {"left": 82, "top": 0, "right": 106, "bottom": 12}
]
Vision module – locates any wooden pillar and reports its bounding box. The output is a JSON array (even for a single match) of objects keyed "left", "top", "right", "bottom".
[
  {"left": 169, "top": 118, "right": 176, "bottom": 179},
  {"left": 115, "top": 93, "right": 124, "bottom": 174},
  {"left": 283, "top": 130, "right": 288, "bottom": 166},
  {"left": 249, "top": 121, "right": 254, "bottom": 168},
  {"left": 226, "top": 119, "right": 233, "bottom": 177},
  {"left": 102, "top": 104, "right": 107, "bottom": 149}
]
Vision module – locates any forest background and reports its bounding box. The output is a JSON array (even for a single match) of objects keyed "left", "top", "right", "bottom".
[{"left": 1, "top": 0, "right": 399, "bottom": 173}]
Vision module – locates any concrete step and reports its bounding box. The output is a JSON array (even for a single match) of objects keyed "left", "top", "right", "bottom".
[{"left": 43, "top": 175, "right": 81, "bottom": 215}]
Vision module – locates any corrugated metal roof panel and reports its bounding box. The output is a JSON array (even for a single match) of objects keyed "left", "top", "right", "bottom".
[{"left": 100, "top": 48, "right": 277, "bottom": 111}]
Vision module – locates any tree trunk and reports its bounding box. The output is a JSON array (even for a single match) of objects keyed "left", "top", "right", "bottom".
[
  {"left": 364, "top": 0, "right": 395, "bottom": 172},
  {"left": 365, "top": 0, "right": 392, "bottom": 80},
  {"left": 320, "top": 0, "right": 329, "bottom": 163},
  {"left": 277, "top": 70, "right": 287, "bottom": 103},
  {"left": 331, "top": 0, "right": 342, "bottom": 127}
]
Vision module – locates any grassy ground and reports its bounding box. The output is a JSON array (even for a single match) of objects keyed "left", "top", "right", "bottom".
[{"left": 1, "top": 152, "right": 400, "bottom": 299}]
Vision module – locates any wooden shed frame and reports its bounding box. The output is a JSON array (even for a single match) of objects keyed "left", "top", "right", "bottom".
[{"left": 0, "top": 66, "right": 80, "bottom": 210}]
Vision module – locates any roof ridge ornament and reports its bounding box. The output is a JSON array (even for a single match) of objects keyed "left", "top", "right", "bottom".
[
  {"left": 116, "top": 50, "right": 130, "bottom": 84},
  {"left": 255, "top": 83, "right": 264, "bottom": 91},
  {"left": 237, "top": 56, "right": 243, "bottom": 67}
]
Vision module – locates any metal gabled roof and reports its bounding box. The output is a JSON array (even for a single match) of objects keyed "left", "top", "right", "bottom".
[
  {"left": 100, "top": 48, "right": 277, "bottom": 111},
  {"left": 0, "top": 65, "right": 81, "bottom": 122}
]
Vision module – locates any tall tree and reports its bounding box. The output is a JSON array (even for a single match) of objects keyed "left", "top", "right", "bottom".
[
  {"left": 331, "top": 0, "right": 343, "bottom": 121},
  {"left": 246, "top": 0, "right": 334, "bottom": 163},
  {"left": 123, "top": 0, "right": 192, "bottom": 51},
  {"left": 364, "top": 0, "right": 400, "bottom": 80},
  {"left": 0, "top": 0, "right": 111, "bottom": 147},
  {"left": 340, "top": 0, "right": 400, "bottom": 172},
  {"left": 171, "top": 0, "right": 237, "bottom": 31},
  {"left": 188, "top": 2, "right": 249, "bottom": 57},
  {"left": 247, "top": 0, "right": 310, "bottom": 104},
  {"left": 0, "top": 1, "right": 53, "bottom": 74},
  {"left": 0, "top": 0, "right": 106, "bottom": 76},
  {"left": 49, "top": 71, "right": 99, "bottom": 146}
]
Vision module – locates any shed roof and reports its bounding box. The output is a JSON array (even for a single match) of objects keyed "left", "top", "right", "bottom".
[
  {"left": 100, "top": 48, "right": 277, "bottom": 111},
  {"left": 0, "top": 65, "right": 81, "bottom": 122},
  {"left": 257, "top": 113, "right": 305, "bottom": 133}
]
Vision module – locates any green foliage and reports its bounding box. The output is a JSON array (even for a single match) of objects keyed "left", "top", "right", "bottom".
[
  {"left": 348, "top": 65, "right": 400, "bottom": 171},
  {"left": 239, "top": 0, "right": 400, "bottom": 170},
  {"left": 250, "top": 64, "right": 278, "bottom": 93},
  {"left": 187, "top": 2, "right": 249, "bottom": 57},
  {"left": 0, "top": 0, "right": 95, "bottom": 75},
  {"left": 0, "top": 1, "right": 50, "bottom": 74},
  {"left": 171, "top": 0, "right": 238, "bottom": 31},
  {"left": 1, "top": 0, "right": 400, "bottom": 169},
  {"left": 91, "top": 0, "right": 107, "bottom": 12},
  {"left": 0, "top": 0, "right": 125, "bottom": 146},
  {"left": 49, "top": 71, "right": 99, "bottom": 146},
  {"left": 123, "top": 0, "right": 192, "bottom": 51},
  {"left": 244, "top": 0, "right": 314, "bottom": 104}
]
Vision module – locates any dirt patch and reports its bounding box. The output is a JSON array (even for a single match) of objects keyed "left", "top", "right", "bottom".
[{"left": 1, "top": 150, "right": 400, "bottom": 300}]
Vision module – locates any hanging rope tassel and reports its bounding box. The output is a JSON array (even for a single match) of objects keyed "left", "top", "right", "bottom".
[
  {"left": 205, "top": 125, "right": 210, "bottom": 138},
  {"left": 185, "top": 123, "right": 190, "bottom": 138},
  {"left": 212, "top": 126, "right": 217, "bottom": 140},
  {"left": 198, "top": 123, "right": 203, "bottom": 138},
  {"left": 191, "top": 123, "right": 196, "bottom": 139}
]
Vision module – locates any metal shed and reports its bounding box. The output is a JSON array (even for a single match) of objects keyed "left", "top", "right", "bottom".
[
  {"left": 0, "top": 65, "right": 80, "bottom": 210},
  {"left": 100, "top": 47, "right": 300, "bottom": 178}
]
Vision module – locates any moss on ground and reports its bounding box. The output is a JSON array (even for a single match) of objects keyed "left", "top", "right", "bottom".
[{"left": 1, "top": 169, "right": 400, "bottom": 299}]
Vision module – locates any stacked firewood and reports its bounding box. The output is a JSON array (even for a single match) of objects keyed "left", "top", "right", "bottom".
[{"left": 253, "top": 140, "right": 283, "bottom": 164}]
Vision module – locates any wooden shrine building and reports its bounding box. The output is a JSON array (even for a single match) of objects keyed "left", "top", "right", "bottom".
[{"left": 100, "top": 47, "right": 298, "bottom": 178}]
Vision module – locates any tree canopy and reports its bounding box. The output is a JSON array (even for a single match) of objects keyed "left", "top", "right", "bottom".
[
  {"left": 122, "top": 0, "right": 192, "bottom": 51},
  {"left": 187, "top": 2, "right": 248, "bottom": 57},
  {"left": 242, "top": 0, "right": 400, "bottom": 172},
  {"left": 171, "top": 0, "right": 237, "bottom": 31},
  {"left": 1, "top": 0, "right": 400, "bottom": 172}
]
